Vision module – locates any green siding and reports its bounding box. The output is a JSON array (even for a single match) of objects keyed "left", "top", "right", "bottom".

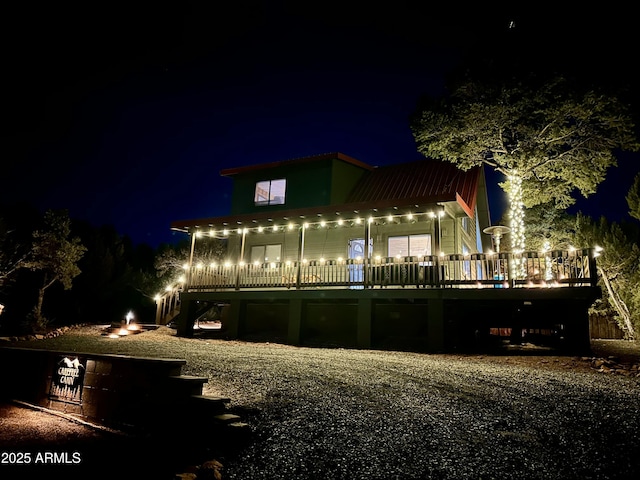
[
  {"left": 330, "top": 158, "right": 369, "bottom": 204},
  {"left": 226, "top": 219, "right": 455, "bottom": 263},
  {"left": 228, "top": 156, "right": 370, "bottom": 215}
]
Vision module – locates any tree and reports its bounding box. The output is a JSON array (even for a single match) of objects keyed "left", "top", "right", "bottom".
[
  {"left": 626, "top": 172, "right": 640, "bottom": 221},
  {"left": 0, "top": 217, "right": 28, "bottom": 287},
  {"left": 410, "top": 75, "right": 639, "bottom": 266},
  {"left": 573, "top": 214, "right": 639, "bottom": 340},
  {"left": 154, "top": 236, "right": 225, "bottom": 288},
  {"left": 0, "top": 203, "right": 40, "bottom": 290},
  {"left": 22, "top": 209, "right": 86, "bottom": 331}
]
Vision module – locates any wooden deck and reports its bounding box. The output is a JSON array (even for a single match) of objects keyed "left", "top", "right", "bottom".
[{"left": 158, "top": 248, "right": 601, "bottom": 354}]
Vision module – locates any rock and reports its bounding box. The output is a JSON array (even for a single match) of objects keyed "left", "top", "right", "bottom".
[
  {"left": 197, "top": 459, "right": 223, "bottom": 480},
  {"left": 174, "top": 473, "right": 197, "bottom": 480}
]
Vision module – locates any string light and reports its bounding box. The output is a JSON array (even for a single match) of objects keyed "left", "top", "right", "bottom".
[{"left": 506, "top": 172, "right": 526, "bottom": 277}]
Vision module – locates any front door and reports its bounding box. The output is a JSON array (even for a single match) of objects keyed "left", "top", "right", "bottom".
[{"left": 347, "top": 238, "right": 372, "bottom": 287}]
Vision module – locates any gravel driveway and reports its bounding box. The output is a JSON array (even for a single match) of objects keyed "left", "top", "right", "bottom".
[{"left": 4, "top": 326, "right": 640, "bottom": 479}]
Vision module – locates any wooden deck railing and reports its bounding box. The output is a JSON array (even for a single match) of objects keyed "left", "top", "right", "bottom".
[{"left": 182, "top": 248, "right": 598, "bottom": 292}]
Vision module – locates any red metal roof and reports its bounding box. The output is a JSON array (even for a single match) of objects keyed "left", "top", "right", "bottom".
[{"left": 347, "top": 159, "right": 480, "bottom": 218}]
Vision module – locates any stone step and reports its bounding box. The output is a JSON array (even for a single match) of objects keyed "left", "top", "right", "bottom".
[
  {"left": 165, "top": 375, "right": 209, "bottom": 396},
  {"left": 186, "top": 394, "right": 232, "bottom": 416},
  {"left": 213, "top": 413, "right": 242, "bottom": 424}
]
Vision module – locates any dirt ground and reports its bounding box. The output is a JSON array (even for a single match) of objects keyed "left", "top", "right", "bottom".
[{"left": 1, "top": 333, "right": 638, "bottom": 479}]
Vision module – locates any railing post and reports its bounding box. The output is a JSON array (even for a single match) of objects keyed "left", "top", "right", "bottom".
[
  {"left": 235, "top": 264, "right": 241, "bottom": 290},
  {"left": 507, "top": 253, "right": 516, "bottom": 288},
  {"left": 588, "top": 248, "right": 599, "bottom": 287}
]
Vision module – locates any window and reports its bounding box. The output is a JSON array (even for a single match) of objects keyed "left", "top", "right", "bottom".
[
  {"left": 250, "top": 244, "right": 282, "bottom": 264},
  {"left": 388, "top": 234, "right": 431, "bottom": 257},
  {"left": 255, "top": 179, "right": 286, "bottom": 206}
]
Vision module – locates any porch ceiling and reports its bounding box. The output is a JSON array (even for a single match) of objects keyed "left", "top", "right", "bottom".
[{"left": 171, "top": 199, "right": 448, "bottom": 235}]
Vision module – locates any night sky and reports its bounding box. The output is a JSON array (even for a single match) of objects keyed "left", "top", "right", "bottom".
[{"left": 2, "top": 3, "right": 638, "bottom": 247}]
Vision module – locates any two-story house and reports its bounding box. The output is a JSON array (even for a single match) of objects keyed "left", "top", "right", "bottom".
[{"left": 164, "top": 152, "right": 599, "bottom": 353}]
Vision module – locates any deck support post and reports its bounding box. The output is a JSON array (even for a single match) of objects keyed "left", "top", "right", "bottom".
[
  {"left": 176, "top": 299, "right": 196, "bottom": 337},
  {"left": 357, "top": 298, "right": 372, "bottom": 349},
  {"left": 287, "top": 298, "right": 303, "bottom": 345},
  {"left": 226, "top": 300, "right": 242, "bottom": 339},
  {"left": 427, "top": 295, "right": 445, "bottom": 352}
]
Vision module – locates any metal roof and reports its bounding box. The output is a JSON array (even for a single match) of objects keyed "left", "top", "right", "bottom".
[
  {"left": 171, "top": 156, "right": 482, "bottom": 233},
  {"left": 347, "top": 159, "right": 480, "bottom": 218}
]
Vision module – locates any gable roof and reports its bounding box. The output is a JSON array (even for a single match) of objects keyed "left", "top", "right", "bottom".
[{"left": 171, "top": 155, "right": 484, "bottom": 233}]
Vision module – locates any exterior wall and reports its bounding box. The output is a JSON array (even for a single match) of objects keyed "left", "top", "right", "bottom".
[
  {"left": 329, "top": 158, "right": 370, "bottom": 204},
  {"left": 221, "top": 209, "right": 488, "bottom": 264},
  {"left": 227, "top": 156, "right": 368, "bottom": 215},
  {"left": 224, "top": 218, "right": 457, "bottom": 263}
]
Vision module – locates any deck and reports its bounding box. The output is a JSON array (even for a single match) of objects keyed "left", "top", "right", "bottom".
[{"left": 159, "top": 249, "right": 601, "bottom": 354}]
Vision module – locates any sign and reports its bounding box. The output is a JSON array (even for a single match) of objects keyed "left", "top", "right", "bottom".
[{"left": 49, "top": 356, "right": 86, "bottom": 404}]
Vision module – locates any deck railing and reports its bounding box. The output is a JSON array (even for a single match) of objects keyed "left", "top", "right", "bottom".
[{"left": 182, "top": 248, "right": 598, "bottom": 292}]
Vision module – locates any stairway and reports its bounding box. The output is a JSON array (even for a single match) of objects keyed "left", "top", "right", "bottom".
[{"left": 153, "top": 372, "right": 252, "bottom": 450}]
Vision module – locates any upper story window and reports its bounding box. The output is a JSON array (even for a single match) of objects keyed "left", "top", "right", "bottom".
[{"left": 255, "top": 179, "right": 286, "bottom": 206}]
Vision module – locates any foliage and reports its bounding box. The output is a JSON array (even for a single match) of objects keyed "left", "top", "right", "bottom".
[
  {"left": 69, "top": 222, "right": 159, "bottom": 325},
  {"left": 154, "top": 236, "right": 225, "bottom": 290},
  {"left": 505, "top": 204, "right": 577, "bottom": 252},
  {"left": 626, "top": 172, "right": 640, "bottom": 221},
  {"left": 0, "top": 203, "right": 40, "bottom": 290},
  {"left": 573, "top": 214, "right": 640, "bottom": 339},
  {"left": 21, "top": 210, "right": 87, "bottom": 331},
  {"left": 411, "top": 75, "right": 639, "bottom": 210}
]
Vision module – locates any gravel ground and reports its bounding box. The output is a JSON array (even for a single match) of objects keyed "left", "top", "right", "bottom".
[{"left": 2, "top": 325, "right": 640, "bottom": 480}]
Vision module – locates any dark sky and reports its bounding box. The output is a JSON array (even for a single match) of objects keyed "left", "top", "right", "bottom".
[{"left": 2, "top": 3, "right": 638, "bottom": 247}]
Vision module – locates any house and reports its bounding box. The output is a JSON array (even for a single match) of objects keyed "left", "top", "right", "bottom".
[{"left": 164, "top": 152, "right": 600, "bottom": 353}]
